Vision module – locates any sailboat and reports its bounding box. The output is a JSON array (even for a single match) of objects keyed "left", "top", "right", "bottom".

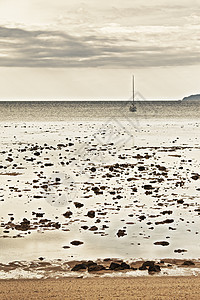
[{"left": 129, "top": 75, "right": 137, "bottom": 112}]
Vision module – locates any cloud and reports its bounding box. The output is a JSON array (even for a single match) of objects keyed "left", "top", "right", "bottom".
[{"left": 0, "top": 23, "right": 200, "bottom": 68}]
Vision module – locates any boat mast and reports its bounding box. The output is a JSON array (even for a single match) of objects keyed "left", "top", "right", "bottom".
[{"left": 132, "top": 75, "right": 134, "bottom": 102}]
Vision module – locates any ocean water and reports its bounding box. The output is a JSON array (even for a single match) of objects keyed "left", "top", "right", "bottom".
[
  {"left": 0, "top": 100, "right": 200, "bottom": 267},
  {"left": 0, "top": 100, "right": 199, "bottom": 121}
]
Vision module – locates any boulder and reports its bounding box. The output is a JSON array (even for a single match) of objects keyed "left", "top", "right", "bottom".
[
  {"left": 148, "top": 265, "right": 161, "bottom": 273},
  {"left": 63, "top": 211, "right": 73, "bottom": 218},
  {"left": 71, "top": 263, "right": 87, "bottom": 271},
  {"left": 120, "top": 262, "right": 130, "bottom": 270},
  {"left": 109, "top": 262, "right": 121, "bottom": 270},
  {"left": 182, "top": 261, "right": 195, "bottom": 266},
  {"left": 116, "top": 229, "right": 126, "bottom": 237},
  {"left": 87, "top": 210, "right": 95, "bottom": 218},
  {"left": 70, "top": 240, "right": 83, "bottom": 246},
  {"left": 88, "top": 264, "right": 105, "bottom": 272}
]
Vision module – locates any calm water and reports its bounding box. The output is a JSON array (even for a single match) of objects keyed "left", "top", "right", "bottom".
[
  {"left": 0, "top": 100, "right": 199, "bottom": 121},
  {"left": 1, "top": 100, "right": 200, "bottom": 270}
]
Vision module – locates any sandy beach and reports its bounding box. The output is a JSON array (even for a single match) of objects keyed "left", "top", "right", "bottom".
[{"left": 0, "top": 276, "right": 200, "bottom": 299}]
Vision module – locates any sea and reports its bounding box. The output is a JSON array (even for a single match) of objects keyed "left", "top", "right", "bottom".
[
  {"left": 0, "top": 100, "right": 199, "bottom": 121},
  {"left": 0, "top": 100, "right": 200, "bottom": 274}
]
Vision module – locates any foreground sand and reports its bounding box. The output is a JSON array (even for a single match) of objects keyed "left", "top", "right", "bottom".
[{"left": 0, "top": 276, "right": 200, "bottom": 300}]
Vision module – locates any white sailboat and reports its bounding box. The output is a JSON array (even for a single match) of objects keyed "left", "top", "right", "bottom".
[{"left": 129, "top": 75, "right": 137, "bottom": 112}]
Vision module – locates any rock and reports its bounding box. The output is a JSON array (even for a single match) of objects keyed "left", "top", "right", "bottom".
[
  {"left": 140, "top": 261, "right": 155, "bottom": 270},
  {"left": 63, "top": 211, "right": 73, "bottom": 218},
  {"left": 44, "top": 163, "right": 54, "bottom": 167},
  {"left": 155, "top": 219, "right": 174, "bottom": 225},
  {"left": 174, "top": 249, "right": 187, "bottom": 253},
  {"left": 161, "top": 211, "right": 173, "bottom": 215},
  {"left": 182, "top": 261, "right": 195, "bottom": 266},
  {"left": 74, "top": 202, "right": 84, "bottom": 208},
  {"left": 139, "top": 215, "right": 146, "bottom": 221},
  {"left": 88, "top": 264, "right": 105, "bottom": 272},
  {"left": 89, "top": 226, "right": 98, "bottom": 231},
  {"left": 138, "top": 166, "right": 145, "bottom": 171},
  {"left": 87, "top": 210, "right": 95, "bottom": 218},
  {"left": 143, "top": 185, "right": 154, "bottom": 190},
  {"left": 120, "top": 262, "right": 130, "bottom": 270},
  {"left": 70, "top": 240, "right": 84, "bottom": 246},
  {"left": 177, "top": 200, "right": 184, "bottom": 204},
  {"left": 139, "top": 265, "right": 147, "bottom": 270},
  {"left": 148, "top": 265, "right": 161, "bottom": 273},
  {"left": 34, "top": 152, "right": 40, "bottom": 156},
  {"left": 71, "top": 263, "right": 87, "bottom": 271},
  {"left": 15, "top": 218, "right": 31, "bottom": 231},
  {"left": 154, "top": 241, "right": 170, "bottom": 246},
  {"left": 84, "top": 261, "right": 96, "bottom": 267},
  {"left": 6, "top": 157, "right": 13, "bottom": 162},
  {"left": 109, "top": 262, "right": 121, "bottom": 270},
  {"left": 90, "top": 167, "right": 96, "bottom": 172},
  {"left": 81, "top": 226, "right": 88, "bottom": 230},
  {"left": 116, "top": 229, "right": 126, "bottom": 237},
  {"left": 191, "top": 174, "right": 200, "bottom": 180},
  {"left": 57, "top": 144, "right": 66, "bottom": 148},
  {"left": 91, "top": 186, "right": 103, "bottom": 195},
  {"left": 35, "top": 213, "right": 44, "bottom": 218}
]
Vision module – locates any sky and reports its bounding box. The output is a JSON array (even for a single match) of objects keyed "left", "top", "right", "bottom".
[{"left": 0, "top": 0, "right": 200, "bottom": 100}]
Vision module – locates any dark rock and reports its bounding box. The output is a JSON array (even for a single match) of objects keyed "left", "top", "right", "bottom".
[
  {"left": 143, "top": 185, "right": 154, "bottom": 190},
  {"left": 81, "top": 226, "right": 88, "bottom": 230},
  {"left": 87, "top": 210, "right": 95, "bottom": 218},
  {"left": 35, "top": 213, "right": 44, "bottom": 218},
  {"left": 44, "top": 163, "right": 54, "bottom": 167},
  {"left": 120, "top": 262, "right": 130, "bottom": 270},
  {"left": 139, "top": 215, "right": 146, "bottom": 221},
  {"left": 177, "top": 199, "right": 184, "bottom": 204},
  {"left": 74, "top": 202, "right": 84, "bottom": 208},
  {"left": 71, "top": 263, "right": 87, "bottom": 271},
  {"left": 34, "top": 152, "right": 40, "bottom": 156},
  {"left": 161, "top": 211, "right": 173, "bottom": 215},
  {"left": 63, "top": 211, "right": 73, "bottom": 218},
  {"left": 141, "top": 261, "right": 155, "bottom": 269},
  {"left": 109, "top": 262, "right": 121, "bottom": 270},
  {"left": 84, "top": 261, "right": 96, "bottom": 267},
  {"left": 154, "top": 241, "right": 170, "bottom": 246},
  {"left": 148, "top": 265, "right": 161, "bottom": 273},
  {"left": 88, "top": 264, "right": 105, "bottom": 272},
  {"left": 6, "top": 157, "right": 13, "bottom": 162},
  {"left": 139, "top": 265, "right": 147, "bottom": 270},
  {"left": 15, "top": 218, "right": 31, "bottom": 231},
  {"left": 155, "top": 219, "right": 174, "bottom": 225},
  {"left": 89, "top": 226, "right": 98, "bottom": 231},
  {"left": 174, "top": 249, "right": 187, "bottom": 253},
  {"left": 191, "top": 174, "right": 200, "bottom": 180},
  {"left": 138, "top": 166, "right": 145, "bottom": 171},
  {"left": 70, "top": 240, "right": 84, "bottom": 246},
  {"left": 182, "top": 261, "right": 195, "bottom": 266},
  {"left": 116, "top": 229, "right": 126, "bottom": 237}
]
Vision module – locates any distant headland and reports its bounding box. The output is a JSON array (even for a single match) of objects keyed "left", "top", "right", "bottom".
[{"left": 182, "top": 94, "right": 200, "bottom": 101}]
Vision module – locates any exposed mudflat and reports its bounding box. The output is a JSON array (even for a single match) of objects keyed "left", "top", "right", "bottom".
[{"left": 0, "top": 108, "right": 200, "bottom": 279}]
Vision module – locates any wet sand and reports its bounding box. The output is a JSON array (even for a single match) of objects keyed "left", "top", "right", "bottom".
[
  {"left": 0, "top": 276, "right": 200, "bottom": 299},
  {"left": 1, "top": 120, "right": 200, "bottom": 263}
]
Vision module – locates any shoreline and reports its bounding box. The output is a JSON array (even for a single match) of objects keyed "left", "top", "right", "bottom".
[{"left": 0, "top": 258, "right": 200, "bottom": 280}]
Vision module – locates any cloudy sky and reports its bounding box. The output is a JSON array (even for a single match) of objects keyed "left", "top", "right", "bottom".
[{"left": 0, "top": 0, "right": 200, "bottom": 100}]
